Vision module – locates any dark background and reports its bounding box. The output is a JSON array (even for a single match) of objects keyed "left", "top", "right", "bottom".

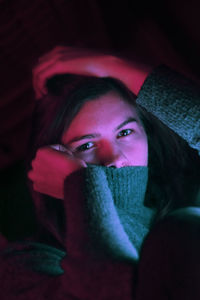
[{"left": 0, "top": 0, "right": 200, "bottom": 238}]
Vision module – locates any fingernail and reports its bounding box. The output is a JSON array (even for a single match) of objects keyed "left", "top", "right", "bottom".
[{"left": 50, "top": 144, "right": 71, "bottom": 154}]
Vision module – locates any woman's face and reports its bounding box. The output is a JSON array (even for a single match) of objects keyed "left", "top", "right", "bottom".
[{"left": 62, "top": 92, "right": 148, "bottom": 167}]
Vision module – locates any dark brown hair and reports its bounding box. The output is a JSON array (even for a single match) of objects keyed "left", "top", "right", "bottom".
[{"left": 27, "top": 74, "right": 200, "bottom": 246}]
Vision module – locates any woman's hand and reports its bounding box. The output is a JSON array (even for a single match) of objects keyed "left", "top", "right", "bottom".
[
  {"left": 33, "top": 46, "right": 151, "bottom": 99},
  {"left": 28, "top": 145, "right": 86, "bottom": 199}
]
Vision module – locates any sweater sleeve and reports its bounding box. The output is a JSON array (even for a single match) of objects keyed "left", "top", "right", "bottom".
[
  {"left": 136, "top": 65, "right": 200, "bottom": 155},
  {"left": 0, "top": 170, "right": 135, "bottom": 300},
  {"left": 83, "top": 165, "right": 154, "bottom": 261}
]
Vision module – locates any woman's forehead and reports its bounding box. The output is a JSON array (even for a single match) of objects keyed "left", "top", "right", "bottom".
[{"left": 62, "top": 92, "right": 139, "bottom": 142}]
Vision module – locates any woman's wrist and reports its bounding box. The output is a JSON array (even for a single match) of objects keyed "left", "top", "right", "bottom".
[{"left": 106, "top": 56, "right": 152, "bottom": 95}]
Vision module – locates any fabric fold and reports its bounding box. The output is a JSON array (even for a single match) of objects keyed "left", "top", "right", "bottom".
[{"left": 84, "top": 165, "right": 154, "bottom": 261}]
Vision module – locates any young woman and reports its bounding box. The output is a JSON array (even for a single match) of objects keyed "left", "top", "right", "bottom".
[{"left": 0, "top": 47, "right": 200, "bottom": 299}]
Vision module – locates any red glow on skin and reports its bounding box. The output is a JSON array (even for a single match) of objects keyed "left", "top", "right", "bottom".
[
  {"left": 29, "top": 92, "right": 148, "bottom": 199},
  {"left": 62, "top": 91, "right": 148, "bottom": 167}
]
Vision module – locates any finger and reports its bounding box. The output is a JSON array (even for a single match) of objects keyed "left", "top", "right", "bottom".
[
  {"left": 33, "top": 47, "right": 76, "bottom": 76},
  {"left": 50, "top": 144, "right": 65, "bottom": 151},
  {"left": 50, "top": 144, "right": 72, "bottom": 155},
  {"left": 33, "top": 182, "right": 45, "bottom": 193},
  {"left": 38, "top": 46, "right": 71, "bottom": 63},
  {"left": 33, "top": 61, "right": 58, "bottom": 96},
  {"left": 27, "top": 170, "right": 35, "bottom": 181},
  {"left": 33, "top": 47, "right": 94, "bottom": 80},
  {"left": 37, "top": 144, "right": 69, "bottom": 155},
  {"left": 31, "top": 158, "right": 41, "bottom": 171},
  {"left": 34, "top": 146, "right": 72, "bottom": 168},
  {"left": 33, "top": 52, "right": 100, "bottom": 98},
  {"left": 37, "top": 46, "right": 88, "bottom": 64},
  {"left": 33, "top": 60, "right": 67, "bottom": 98}
]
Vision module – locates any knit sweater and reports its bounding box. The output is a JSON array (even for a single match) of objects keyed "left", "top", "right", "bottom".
[
  {"left": 135, "top": 65, "right": 200, "bottom": 299},
  {"left": 0, "top": 65, "right": 199, "bottom": 299},
  {"left": 83, "top": 165, "right": 153, "bottom": 261},
  {"left": 137, "top": 65, "right": 200, "bottom": 155},
  {"left": 1, "top": 166, "right": 151, "bottom": 299}
]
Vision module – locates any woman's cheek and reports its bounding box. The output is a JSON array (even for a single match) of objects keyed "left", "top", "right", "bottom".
[{"left": 122, "top": 139, "right": 148, "bottom": 166}]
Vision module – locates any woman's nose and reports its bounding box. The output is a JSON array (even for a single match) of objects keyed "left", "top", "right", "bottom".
[{"left": 98, "top": 140, "right": 126, "bottom": 168}]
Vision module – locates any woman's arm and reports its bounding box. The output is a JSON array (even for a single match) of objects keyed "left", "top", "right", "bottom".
[
  {"left": 136, "top": 65, "right": 200, "bottom": 155},
  {"left": 33, "top": 47, "right": 200, "bottom": 154},
  {"left": 32, "top": 46, "right": 152, "bottom": 99},
  {"left": 1, "top": 168, "right": 136, "bottom": 300}
]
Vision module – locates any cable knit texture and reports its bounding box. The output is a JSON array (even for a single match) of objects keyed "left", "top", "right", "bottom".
[
  {"left": 2, "top": 242, "right": 65, "bottom": 276},
  {"left": 137, "top": 65, "right": 200, "bottom": 155},
  {"left": 84, "top": 165, "right": 153, "bottom": 261},
  {"left": 136, "top": 66, "right": 200, "bottom": 299}
]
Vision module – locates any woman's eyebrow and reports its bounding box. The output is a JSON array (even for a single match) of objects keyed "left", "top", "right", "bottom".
[
  {"left": 115, "top": 117, "right": 137, "bottom": 131},
  {"left": 67, "top": 117, "right": 137, "bottom": 144},
  {"left": 67, "top": 133, "right": 101, "bottom": 144}
]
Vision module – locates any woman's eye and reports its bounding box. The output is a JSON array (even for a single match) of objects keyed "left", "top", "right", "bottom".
[
  {"left": 75, "top": 142, "right": 95, "bottom": 152},
  {"left": 117, "top": 129, "right": 133, "bottom": 138}
]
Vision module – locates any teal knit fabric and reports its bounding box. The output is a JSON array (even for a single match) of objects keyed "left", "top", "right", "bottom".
[
  {"left": 84, "top": 165, "right": 154, "bottom": 261},
  {"left": 136, "top": 65, "right": 200, "bottom": 155},
  {"left": 3, "top": 166, "right": 153, "bottom": 276},
  {"left": 137, "top": 65, "right": 200, "bottom": 236},
  {"left": 3, "top": 242, "right": 65, "bottom": 275}
]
